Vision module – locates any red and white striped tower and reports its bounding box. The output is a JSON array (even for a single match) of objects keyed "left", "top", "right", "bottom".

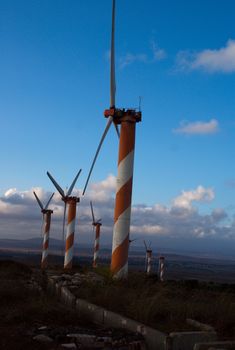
[
  {"left": 33, "top": 191, "right": 54, "bottom": 270},
  {"left": 93, "top": 222, "right": 102, "bottom": 268},
  {"left": 81, "top": 1, "right": 141, "bottom": 278},
  {"left": 41, "top": 209, "right": 53, "bottom": 269},
  {"left": 110, "top": 111, "right": 141, "bottom": 278},
  {"left": 146, "top": 249, "right": 152, "bottom": 275},
  {"left": 159, "top": 256, "right": 165, "bottom": 281},
  {"left": 64, "top": 197, "right": 79, "bottom": 269},
  {"left": 47, "top": 170, "right": 82, "bottom": 270}
]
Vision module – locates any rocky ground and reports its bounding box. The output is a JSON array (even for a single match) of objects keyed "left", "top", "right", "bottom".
[{"left": 0, "top": 261, "right": 145, "bottom": 350}]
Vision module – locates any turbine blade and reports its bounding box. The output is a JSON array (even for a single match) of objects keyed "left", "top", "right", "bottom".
[
  {"left": 44, "top": 192, "right": 54, "bottom": 210},
  {"left": 90, "top": 201, "right": 95, "bottom": 223},
  {"left": 62, "top": 202, "right": 67, "bottom": 243},
  {"left": 143, "top": 240, "right": 147, "bottom": 251},
  {"left": 67, "top": 169, "right": 82, "bottom": 196},
  {"left": 47, "top": 171, "right": 65, "bottom": 197},
  {"left": 33, "top": 191, "right": 43, "bottom": 210},
  {"left": 83, "top": 116, "right": 113, "bottom": 195},
  {"left": 113, "top": 123, "right": 120, "bottom": 138},
  {"left": 110, "top": 0, "right": 116, "bottom": 108}
]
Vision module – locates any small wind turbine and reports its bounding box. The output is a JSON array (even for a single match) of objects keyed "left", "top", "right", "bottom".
[
  {"left": 33, "top": 191, "right": 54, "bottom": 269},
  {"left": 158, "top": 255, "right": 165, "bottom": 282},
  {"left": 144, "top": 240, "right": 152, "bottom": 275},
  {"left": 83, "top": 0, "right": 142, "bottom": 279},
  {"left": 90, "top": 201, "right": 102, "bottom": 268},
  {"left": 47, "top": 170, "right": 82, "bottom": 269}
]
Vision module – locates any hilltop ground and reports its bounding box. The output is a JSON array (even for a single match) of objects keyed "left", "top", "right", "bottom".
[
  {"left": 0, "top": 260, "right": 96, "bottom": 350},
  {"left": 72, "top": 266, "right": 235, "bottom": 338},
  {"left": 0, "top": 258, "right": 235, "bottom": 350}
]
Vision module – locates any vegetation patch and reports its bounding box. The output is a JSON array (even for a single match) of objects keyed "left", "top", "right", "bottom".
[{"left": 73, "top": 268, "right": 235, "bottom": 338}]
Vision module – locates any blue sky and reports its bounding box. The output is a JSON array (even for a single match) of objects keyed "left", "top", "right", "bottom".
[{"left": 0, "top": 0, "right": 235, "bottom": 255}]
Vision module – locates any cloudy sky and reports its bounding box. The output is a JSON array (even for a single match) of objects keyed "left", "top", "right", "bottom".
[{"left": 0, "top": 0, "right": 235, "bottom": 257}]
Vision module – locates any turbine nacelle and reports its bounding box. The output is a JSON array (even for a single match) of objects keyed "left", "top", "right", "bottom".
[
  {"left": 92, "top": 221, "right": 102, "bottom": 226},
  {"left": 104, "top": 108, "right": 142, "bottom": 124}
]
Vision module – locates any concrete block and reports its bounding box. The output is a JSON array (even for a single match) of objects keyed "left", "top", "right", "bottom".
[
  {"left": 194, "top": 341, "right": 235, "bottom": 350},
  {"left": 102, "top": 309, "right": 167, "bottom": 350},
  {"left": 33, "top": 334, "right": 53, "bottom": 343},
  {"left": 75, "top": 298, "right": 105, "bottom": 324},
  {"left": 169, "top": 331, "right": 217, "bottom": 350},
  {"left": 60, "top": 287, "right": 76, "bottom": 307},
  {"left": 186, "top": 319, "right": 215, "bottom": 332},
  {"left": 60, "top": 343, "right": 77, "bottom": 349}
]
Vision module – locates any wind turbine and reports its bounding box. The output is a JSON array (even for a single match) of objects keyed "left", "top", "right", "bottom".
[
  {"left": 33, "top": 191, "right": 54, "bottom": 269},
  {"left": 144, "top": 240, "right": 152, "bottom": 275},
  {"left": 83, "top": 0, "right": 142, "bottom": 279},
  {"left": 158, "top": 255, "right": 165, "bottom": 281},
  {"left": 47, "top": 170, "right": 82, "bottom": 269},
  {"left": 90, "top": 201, "right": 102, "bottom": 268}
]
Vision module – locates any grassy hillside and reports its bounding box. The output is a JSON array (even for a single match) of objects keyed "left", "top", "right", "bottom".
[{"left": 73, "top": 268, "right": 235, "bottom": 338}]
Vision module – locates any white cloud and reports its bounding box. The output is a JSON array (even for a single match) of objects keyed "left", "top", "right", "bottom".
[
  {"left": 172, "top": 186, "right": 215, "bottom": 210},
  {"left": 119, "top": 40, "right": 166, "bottom": 68},
  {"left": 131, "top": 224, "right": 167, "bottom": 235},
  {"left": 0, "top": 177, "right": 234, "bottom": 248},
  {"left": 176, "top": 39, "right": 235, "bottom": 73},
  {"left": 174, "top": 119, "right": 219, "bottom": 135},
  {"left": 151, "top": 40, "right": 167, "bottom": 61},
  {"left": 119, "top": 53, "right": 147, "bottom": 68}
]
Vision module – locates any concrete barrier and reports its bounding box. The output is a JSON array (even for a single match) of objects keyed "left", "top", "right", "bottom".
[
  {"left": 47, "top": 278, "right": 220, "bottom": 350},
  {"left": 76, "top": 299, "right": 105, "bottom": 324},
  {"left": 169, "top": 331, "right": 217, "bottom": 350},
  {"left": 75, "top": 299, "right": 168, "bottom": 350},
  {"left": 61, "top": 286, "right": 76, "bottom": 307},
  {"left": 194, "top": 341, "right": 235, "bottom": 350}
]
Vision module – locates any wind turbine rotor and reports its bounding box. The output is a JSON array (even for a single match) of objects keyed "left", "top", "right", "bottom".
[
  {"left": 33, "top": 191, "right": 44, "bottom": 210},
  {"left": 67, "top": 169, "right": 82, "bottom": 196},
  {"left": 47, "top": 171, "right": 65, "bottom": 198},
  {"left": 44, "top": 192, "right": 54, "bottom": 210}
]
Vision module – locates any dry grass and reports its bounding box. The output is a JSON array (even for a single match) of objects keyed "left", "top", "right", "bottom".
[
  {"left": 0, "top": 260, "right": 93, "bottom": 350},
  {"left": 75, "top": 269, "right": 235, "bottom": 338}
]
